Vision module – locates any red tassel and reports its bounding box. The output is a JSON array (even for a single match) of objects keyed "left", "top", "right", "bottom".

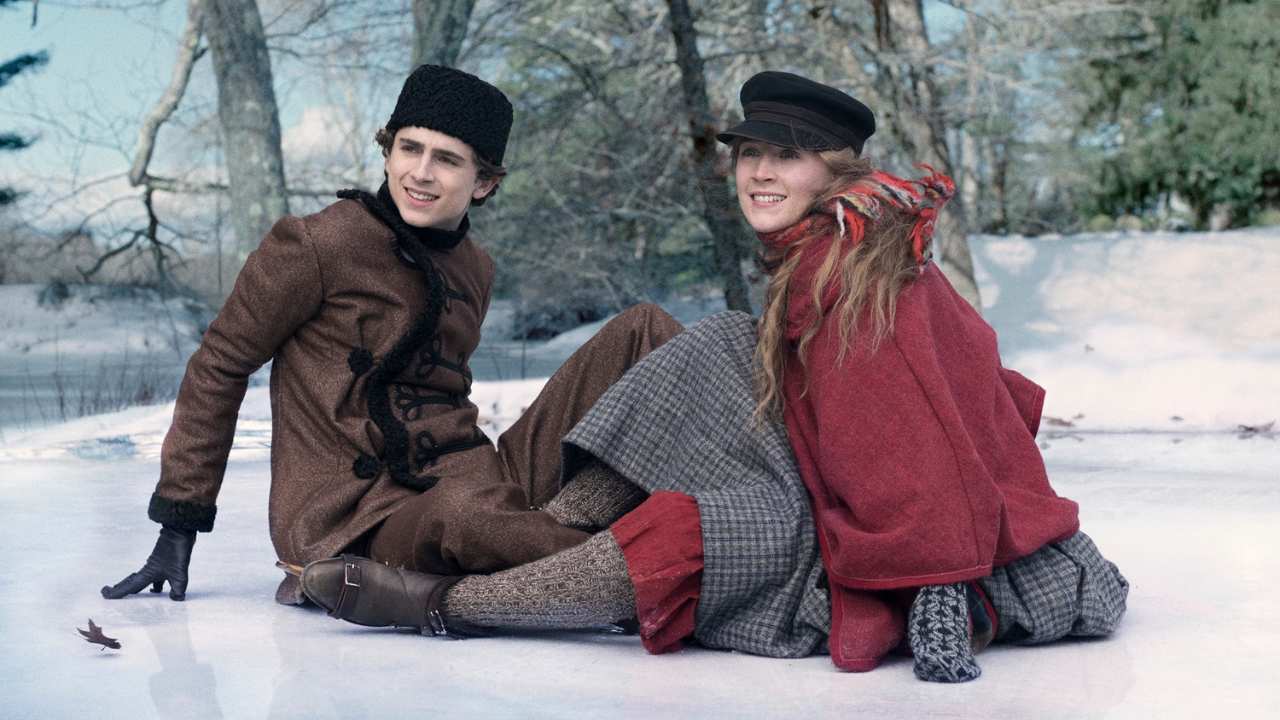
[
  {"left": 825, "top": 166, "right": 956, "bottom": 267},
  {"left": 842, "top": 203, "right": 865, "bottom": 247},
  {"left": 911, "top": 208, "right": 936, "bottom": 265},
  {"left": 913, "top": 164, "right": 956, "bottom": 203}
]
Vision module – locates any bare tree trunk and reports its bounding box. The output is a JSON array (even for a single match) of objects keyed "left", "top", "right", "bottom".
[
  {"left": 958, "top": 11, "right": 983, "bottom": 233},
  {"left": 665, "top": 0, "right": 750, "bottom": 313},
  {"left": 988, "top": 137, "right": 1011, "bottom": 232},
  {"left": 204, "top": 0, "right": 289, "bottom": 259},
  {"left": 960, "top": 132, "right": 982, "bottom": 224},
  {"left": 868, "top": 0, "right": 981, "bottom": 310},
  {"left": 873, "top": 0, "right": 949, "bottom": 167},
  {"left": 749, "top": 0, "right": 770, "bottom": 44},
  {"left": 413, "top": 0, "right": 476, "bottom": 68}
]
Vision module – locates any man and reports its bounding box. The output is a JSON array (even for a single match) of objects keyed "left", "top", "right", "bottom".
[{"left": 102, "top": 64, "right": 681, "bottom": 605}]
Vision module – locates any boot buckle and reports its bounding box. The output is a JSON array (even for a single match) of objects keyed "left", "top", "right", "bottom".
[
  {"left": 343, "top": 561, "right": 361, "bottom": 589},
  {"left": 425, "top": 608, "right": 447, "bottom": 636},
  {"left": 328, "top": 559, "right": 363, "bottom": 620}
]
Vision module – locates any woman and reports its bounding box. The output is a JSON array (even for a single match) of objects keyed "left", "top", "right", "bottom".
[{"left": 300, "top": 71, "right": 1127, "bottom": 682}]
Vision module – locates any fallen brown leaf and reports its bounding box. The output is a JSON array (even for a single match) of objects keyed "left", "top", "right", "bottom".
[{"left": 78, "top": 618, "right": 121, "bottom": 651}]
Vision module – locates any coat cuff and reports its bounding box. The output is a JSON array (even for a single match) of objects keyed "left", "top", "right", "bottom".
[{"left": 148, "top": 493, "right": 217, "bottom": 532}]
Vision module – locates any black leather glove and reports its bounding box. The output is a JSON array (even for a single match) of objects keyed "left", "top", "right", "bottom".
[{"left": 101, "top": 525, "right": 197, "bottom": 601}]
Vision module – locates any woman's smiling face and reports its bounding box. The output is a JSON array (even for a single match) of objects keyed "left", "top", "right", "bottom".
[{"left": 734, "top": 140, "right": 834, "bottom": 234}]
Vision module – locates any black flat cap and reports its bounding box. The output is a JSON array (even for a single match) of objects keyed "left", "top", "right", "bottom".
[
  {"left": 717, "top": 71, "right": 876, "bottom": 154},
  {"left": 386, "top": 64, "right": 513, "bottom": 166}
]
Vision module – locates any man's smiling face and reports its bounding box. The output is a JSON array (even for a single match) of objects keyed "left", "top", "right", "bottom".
[{"left": 384, "top": 126, "right": 496, "bottom": 230}]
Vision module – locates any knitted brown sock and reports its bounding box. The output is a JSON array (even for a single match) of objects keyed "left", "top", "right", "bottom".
[
  {"left": 442, "top": 530, "right": 635, "bottom": 630},
  {"left": 542, "top": 460, "right": 648, "bottom": 531}
]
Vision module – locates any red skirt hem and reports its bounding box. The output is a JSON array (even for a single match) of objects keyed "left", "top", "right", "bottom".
[{"left": 610, "top": 491, "right": 703, "bottom": 655}]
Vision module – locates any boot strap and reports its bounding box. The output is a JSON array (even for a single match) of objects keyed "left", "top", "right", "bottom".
[
  {"left": 330, "top": 559, "right": 362, "bottom": 620},
  {"left": 421, "top": 576, "right": 486, "bottom": 638}
]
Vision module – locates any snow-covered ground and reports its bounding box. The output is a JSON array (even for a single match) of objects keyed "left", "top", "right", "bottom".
[
  {"left": 0, "top": 283, "right": 207, "bottom": 430},
  {"left": 1, "top": 227, "right": 1278, "bottom": 718}
]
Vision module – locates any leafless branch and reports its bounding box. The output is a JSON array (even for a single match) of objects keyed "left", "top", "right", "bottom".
[
  {"left": 142, "top": 174, "right": 341, "bottom": 198},
  {"left": 129, "top": 0, "right": 206, "bottom": 186},
  {"left": 77, "top": 230, "right": 140, "bottom": 280}
]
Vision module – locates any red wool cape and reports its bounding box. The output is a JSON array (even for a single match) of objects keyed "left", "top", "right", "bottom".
[{"left": 781, "top": 247, "right": 1080, "bottom": 672}]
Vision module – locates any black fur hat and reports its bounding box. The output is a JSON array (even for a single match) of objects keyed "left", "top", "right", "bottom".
[{"left": 386, "top": 64, "right": 514, "bottom": 166}]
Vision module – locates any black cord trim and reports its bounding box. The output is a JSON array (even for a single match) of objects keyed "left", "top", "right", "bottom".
[
  {"left": 364, "top": 263, "right": 446, "bottom": 487},
  {"left": 399, "top": 474, "right": 441, "bottom": 492},
  {"left": 442, "top": 287, "right": 466, "bottom": 313},
  {"left": 392, "top": 385, "right": 465, "bottom": 421},
  {"left": 338, "top": 185, "right": 482, "bottom": 491},
  {"left": 414, "top": 427, "right": 490, "bottom": 473},
  {"left": 413, "top": 336, "right": 473, "bottom": 393},
  {"left": 148, "top": 493, "right": 217, "bottom": 533}
]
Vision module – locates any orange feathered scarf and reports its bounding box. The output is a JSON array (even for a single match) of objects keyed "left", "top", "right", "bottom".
[{"left": 758, "top": 165, "right": 956, "bottom": 266}]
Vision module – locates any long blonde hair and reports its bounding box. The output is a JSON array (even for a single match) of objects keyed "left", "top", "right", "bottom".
[{"left": 752, "top": 148, "right": 922, "bottom": 422}]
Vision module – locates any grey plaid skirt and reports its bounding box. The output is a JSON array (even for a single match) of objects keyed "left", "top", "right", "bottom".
[
  {"left": 980, "top": 531, "right": 1129, "bottom": 644},
  {"left": 562, "top": 311, "right": 1127, "bottom": 657},
  {"left": 562, "top": 311, "right": 829, "bottom": 657}
]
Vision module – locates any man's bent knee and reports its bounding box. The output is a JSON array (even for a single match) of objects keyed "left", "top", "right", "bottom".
[{"left": 610, "top": 302, "right": 682, "bottom": 338}]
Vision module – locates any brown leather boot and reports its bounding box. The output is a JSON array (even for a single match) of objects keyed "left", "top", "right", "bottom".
[{"left": 300, "top": 555, "right": 484, "bottom": 637}]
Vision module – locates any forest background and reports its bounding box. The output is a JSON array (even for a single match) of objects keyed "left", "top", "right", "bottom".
[{"left": 1, "top": 0, "right": 1277, "bottom": 336}]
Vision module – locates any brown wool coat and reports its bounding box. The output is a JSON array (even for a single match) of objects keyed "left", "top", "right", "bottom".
[{"left": 149, "top": 199, "right": 496, "bottom": 584}]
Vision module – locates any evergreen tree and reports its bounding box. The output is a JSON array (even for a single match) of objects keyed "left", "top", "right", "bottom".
[
  {"left": 1, "top": 0, "right": 48, "bottom": 207},
  {"left": 1075, "top": 0, "right": 1280, "bottom": 228}
]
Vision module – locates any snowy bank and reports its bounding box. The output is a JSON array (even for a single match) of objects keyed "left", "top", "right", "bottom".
[
  {"left": 972, "top": 226, "right": 1280, "bottom": 433},
  {"left": 0, "top": 283, "right": 209, "bottom": 430},
  {"left": 0, "top": 282, "right": 206, "bottom": 362}
]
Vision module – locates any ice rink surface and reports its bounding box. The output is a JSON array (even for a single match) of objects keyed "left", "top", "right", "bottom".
[{"left": 1, "top": 425, "right": 1276, "bottom": 718}]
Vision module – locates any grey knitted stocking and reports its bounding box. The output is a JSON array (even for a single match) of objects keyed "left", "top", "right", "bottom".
[
  {"left": 908, "top": 583, "right": 982, "bottom": 683},
  {"left": 442, "top": 530, "right": 635, "bottom": 630},
  {"left": 542, "top": 460, "right": 648, "bottom": 531}
]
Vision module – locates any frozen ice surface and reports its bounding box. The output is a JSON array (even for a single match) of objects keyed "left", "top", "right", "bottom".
[{"left": 2, "top": 424, "right": 1277, "bottom": 718}]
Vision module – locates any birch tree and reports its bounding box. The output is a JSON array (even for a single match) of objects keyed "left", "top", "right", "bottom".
[{"left": 204, "top": 0, "right": 289, "bottom": 254}]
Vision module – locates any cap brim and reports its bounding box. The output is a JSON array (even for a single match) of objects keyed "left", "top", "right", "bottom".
[{"left": 715, "top": 119, "right": 841, "bottom": 150}]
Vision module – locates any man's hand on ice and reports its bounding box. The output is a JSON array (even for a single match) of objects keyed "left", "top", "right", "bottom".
[{"left": 101, "top": 525, "right": 197, "bottom": 601}]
